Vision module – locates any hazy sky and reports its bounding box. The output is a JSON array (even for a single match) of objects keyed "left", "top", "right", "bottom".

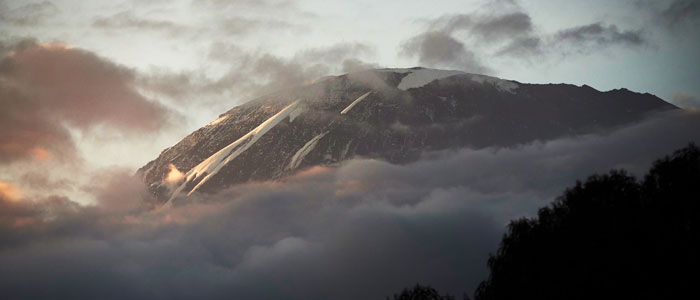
[{"left": 2, "top": 0, "right": 699, "bottom": 177}]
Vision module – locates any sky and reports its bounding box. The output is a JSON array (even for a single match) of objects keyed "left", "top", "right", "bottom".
[
  {"left": 1, "top": 0, "right": 700, "bottom": 299},
  {"left": 1, "top": 0, "right": 699, "bottom": 173}
]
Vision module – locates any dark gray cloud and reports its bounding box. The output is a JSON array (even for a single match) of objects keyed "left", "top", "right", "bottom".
[
  {"left": 431, "top": 12, "right": 535, "bottom": 41},
  {"left": 401, "top": 31, "right": 490, "bottom": 73},
  {"left": 470, "top": 12, "right": 533, "bottom": 40},
  {"left": 554, "top": 23, "right": 645, "bottom": 49},
  {"left": 500, "top": 22, "right": 646, "bottom": 58},
  {"left": 660, "top": 0, "right": 700, "bottom": 27},
  {"left": 411, "top": 11, "right": 541, "bottom": 64},
  {"left": 0, "top": 110, "right": 698, "bottom": 299},
  {"left": 0, "top": 1, "right": 58, "bottom": 26},
  {"left": 496, "top": 36, "right": 542, "bottom": 56},
  {"left": 405, "top": 3, "right": 649, "bottom": 67},
  {"left": 0, "top": 39, "right": 173, "bottom": 163},
  {"left": 636, "top": 0, "right": 700, "bottom": 30}
]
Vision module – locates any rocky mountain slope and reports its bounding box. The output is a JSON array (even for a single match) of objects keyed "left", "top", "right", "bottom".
[{"left": 138, "top": 67, "right": 677, "bottom": 205}]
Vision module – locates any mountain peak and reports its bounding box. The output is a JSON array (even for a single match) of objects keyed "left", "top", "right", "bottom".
[{"left": 138, "top": 68, "right": 676, "bottom": 206}]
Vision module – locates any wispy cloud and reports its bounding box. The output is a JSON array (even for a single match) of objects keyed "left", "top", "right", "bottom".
[
  {"left": 401, "top": 1, "right": 650, "bottom": 71},
  {"left": 92, "top": 10, "right": 190, "bottom": 36},
  {"left": 0, "top": 1, "right": 58, "bottom": 26}
]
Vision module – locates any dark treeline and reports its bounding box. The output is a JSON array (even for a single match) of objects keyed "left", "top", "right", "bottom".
[{"left": 391, "top": 143, "right": 700, "bottom": 300}]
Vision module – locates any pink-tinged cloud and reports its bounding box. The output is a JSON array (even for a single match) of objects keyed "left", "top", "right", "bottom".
[
  {"left": 0, "top": 181, "right": 22, "bottom": 202},
  {"left": 0, "top": 40, "right": 172, "bottom": 163}
]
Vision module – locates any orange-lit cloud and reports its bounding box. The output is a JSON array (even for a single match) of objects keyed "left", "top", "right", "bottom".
[
  {"left": 165, "top": 164, "right": 184, "bottom": 183},
  {"left": 0, "top": 181, "right": 22, "bottom": 202},
  {"left": 0, "top": 39, "right": 172, "bottom": 164},
  {"left": 29, "top": 147, "right": 50, "bottom": 160}
]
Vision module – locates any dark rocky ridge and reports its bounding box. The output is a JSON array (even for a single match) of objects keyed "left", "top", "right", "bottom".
[{"left": 138, "top": 68, "right": 677, "bottom": 205}]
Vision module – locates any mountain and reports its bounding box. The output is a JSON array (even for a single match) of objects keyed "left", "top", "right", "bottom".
[{"left": 138, "top": 67, "right": 677, "bottom": 206}]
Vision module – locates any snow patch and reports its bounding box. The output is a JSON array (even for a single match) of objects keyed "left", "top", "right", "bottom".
[
  {"left": 469, "top": 74, "right": 519, "bottom": 94},
  {"left": 380, "top": 68, "right": 518, "bottom": 93},
  {"left": 390, "top": 121, "right": 410, "bottom": 132},
  {"left": 340, "top": 139, "right": 353, "bottom": 161},
  {"left": 207, "top": 114, "right": 229, "bottom": 127},
  {"left": 288, "top": 131, "right": 328, "bottom": 170},
  {"left": 165, "top": 100, "right": 301, "bottom": 206},
  {"left": 341, "top": 91, "right": 373, "bottom": 114},
  {"left": 289, "top": 105, "right": 304, "bottom": 122},
  {"left": 378, "top": 68, "right": 413, "bottom": 74},
  {"left": 396, "top": 69, "right": 464, "bottom": 90}
]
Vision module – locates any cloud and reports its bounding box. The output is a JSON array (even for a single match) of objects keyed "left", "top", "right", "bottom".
[
  {"left": 0, "top": 39, "right": 172, "bottom": 164},
  {"left": 403, "top": 10, "right": 539, "bottom": 70},
  {"left": 637, "top": 0, "right": 700, "bottom": 30},
  {"left": 660, "top": 0, "right": 700, "bottom": 27},
  {"left": 139, "top": 42, "right": 379, "bottom": 112},
  {"left": 496, "top": 36, "right": 542, "bottom": 56},
  {"left": 404, "top": 3, "right": 649, "bottom": 67},
  {"left": 431, "top": 12, "right": 535, "bottom": 41},
  {"left": 217, "top": 17, "right": 295, "bottom": 36},
  {"left": 553, "top": 23, "right": 645, "bottom": 50},
  {"left": 673, "top": 92, "right": 700, "bottom": 109},
  {"left": 294, "top": 43, "right": 375, "bottom": 66},
  {"left": 0, "top": 110, "right": 698, "bottom": 299},
  {"left": 401, "top": 31, "right": 490, "bottom": 73},
  {"left": 93, "top": 10, "right": 189, "bottom": 36},
  {"left": 19, "top": 172, "right": 74, "bottom": 191},
  {"left": 0, "top": 1, "right": 58, "bottom": 26},
  {"left": 341, "top": 58, "right": 381, "bottom": 73},
  {"left": 0, "top": 181, "right": 22, "bottom": 202}
]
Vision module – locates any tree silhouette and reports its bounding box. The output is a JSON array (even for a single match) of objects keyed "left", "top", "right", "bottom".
[
  {"left": 388, "top": 284, "right": 461, "bottom": 300},
  {"left": 474, "top": 143, "right": 700, "bottom": 300}
]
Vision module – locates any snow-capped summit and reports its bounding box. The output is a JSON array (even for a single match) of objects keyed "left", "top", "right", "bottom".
[{"left": 138, "top": 67, "right": 677, "bottom": 206}]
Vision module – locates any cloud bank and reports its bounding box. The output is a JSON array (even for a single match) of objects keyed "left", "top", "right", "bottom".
[{"left": 1, "top": 111, "right": 698, "bottom": 299}]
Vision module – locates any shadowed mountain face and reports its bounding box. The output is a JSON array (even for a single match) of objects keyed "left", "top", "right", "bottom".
[{"left": 138, "top": 68, "right": 677, "bottom": 205}]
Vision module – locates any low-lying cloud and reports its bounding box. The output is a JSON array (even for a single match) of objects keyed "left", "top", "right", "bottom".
[{"left": 1, "top": 110, "right": 699, "bottom": 299}]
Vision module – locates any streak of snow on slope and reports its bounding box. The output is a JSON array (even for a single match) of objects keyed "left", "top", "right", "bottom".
[
  {"left": 378, "top": 68, "right": 412, "bottom": 74},
  {"left": 341, "top": 91, "right": 373, "bottom": 114},
  {"left": 287, "top": 131, "right": 328, "bottom": 170},
  {"left": 339, "top": 139, "right": 353, "bottom": 161},
  {"left": 165, "top": 100, "right": 301, "bottom": 206},
  {"left": 289, "top": 105, "right": 304, "bottom": 122},
  {"left": 469, "top": 74, "right": 519, "bottom": 93},
  {"left": 206, "top": 114, "right": 230, "bottom": 127},
  {"left": 396, "top": 69, "right": 465, "bottom": 90}
]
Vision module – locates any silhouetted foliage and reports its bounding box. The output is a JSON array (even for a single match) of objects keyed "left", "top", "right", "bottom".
[
  {"left": 475, "top": 143, "right": 700, "bottom": 300},
  {"left": 388, "top": 284, "right": 463, "bottom": 300}
]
